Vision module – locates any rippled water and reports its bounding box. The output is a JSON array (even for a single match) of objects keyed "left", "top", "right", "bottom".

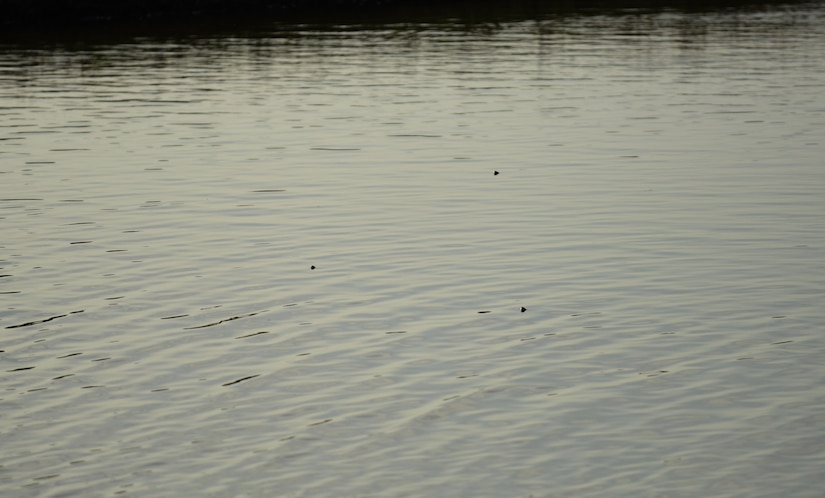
[{"left": 2, "top": 3, "right": 825, "bottom": 497}]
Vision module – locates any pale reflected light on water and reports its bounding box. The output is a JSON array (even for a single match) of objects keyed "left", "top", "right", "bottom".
[{"left": 2, "top": 4, "right": 825, "bottom": 497}]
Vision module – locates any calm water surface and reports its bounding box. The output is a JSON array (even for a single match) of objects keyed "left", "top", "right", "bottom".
[{"left": 2, "top": 4, "right": 825, "bottom": 497}]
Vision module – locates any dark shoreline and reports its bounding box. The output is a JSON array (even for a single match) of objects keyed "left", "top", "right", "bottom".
[{"left": 1, "top": 0, "right": 814, "bottom": 29}]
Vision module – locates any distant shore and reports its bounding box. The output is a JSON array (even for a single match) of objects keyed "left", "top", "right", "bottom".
[{"left": 1, "top": 0, "right": 812, "bottom": 29}]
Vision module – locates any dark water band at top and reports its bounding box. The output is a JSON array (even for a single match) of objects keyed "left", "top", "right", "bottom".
[{"left": 1, "top": 0, "right": 816, "bottom": 30}]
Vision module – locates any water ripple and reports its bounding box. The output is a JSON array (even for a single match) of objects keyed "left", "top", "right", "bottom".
[{"left": 2, "top": 7, "right": 825, "bottom": 498}]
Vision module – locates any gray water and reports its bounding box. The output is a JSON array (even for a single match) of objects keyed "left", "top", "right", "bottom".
[{"left": 2, "top": 4, "right": 825, "bottom": 497}]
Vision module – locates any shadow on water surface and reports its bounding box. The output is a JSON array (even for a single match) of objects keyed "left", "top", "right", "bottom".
[
  {"left": 0, "top": 0, "right": 820, "bottom": 81},
  {"left": 0, "top": 0, "right": 819, "bottom": 40}
]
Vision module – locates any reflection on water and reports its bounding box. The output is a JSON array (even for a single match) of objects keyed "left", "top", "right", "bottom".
[
  {"left": 2, "top": 0, "right": 817, "bottom": 32},
  {"left": 2, "top": 3, "right": 825, "bottom": 497}
]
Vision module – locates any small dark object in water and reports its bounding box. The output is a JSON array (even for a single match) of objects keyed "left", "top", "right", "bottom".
[
  {"left": 310, "top": 265, "right": 316, "bottom": 270},
  {"left": 494, "top": 170, "right": 500, "bottom": 175},
  {"left": 521, "top": 307, "right": 527, "bottom": 312}
]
